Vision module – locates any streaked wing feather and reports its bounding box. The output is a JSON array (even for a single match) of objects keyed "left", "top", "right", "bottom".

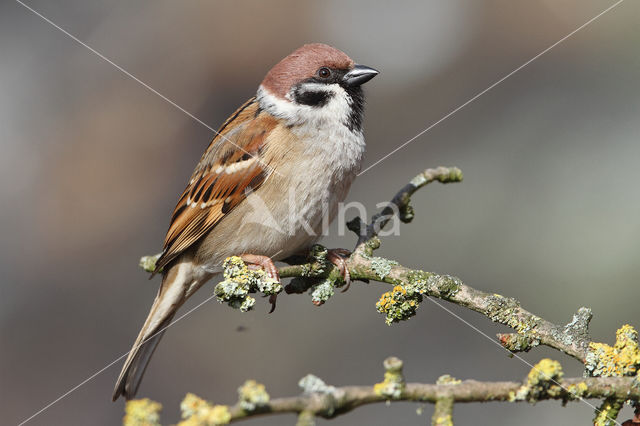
[{"left": 155, "top": 97, "right": 275, "bottom": 272}]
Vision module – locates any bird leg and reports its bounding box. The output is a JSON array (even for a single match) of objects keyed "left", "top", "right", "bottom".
[
  {"left": 326, "top": 248, "right": 352, "bottom": 292},
  {"left": 239, "top": 254, "right": 280, "bottom": 313}
]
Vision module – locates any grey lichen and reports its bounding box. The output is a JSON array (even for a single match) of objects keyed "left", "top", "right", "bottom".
[
  {"left": 214, "top": 257, "right": 282, "bottom": 312},
  {"left": 563, "top": 307, "right": 592, "bottom": 335},
  {"left": 406, "top": 270, "right": 462, "bottom": 299},
  {"left": 497, "top": 333, "right": 540, "bottom": 353},
  {"left": 309, "top": 280, "right": 335, "bottom": 305},
  {"left": 298, "top": 374, "right": 337, "bottom": 395},
  {"left": 370, "top": 257, "right": 398, "bottom": 280},
  {"left": 301, "top": 244, "right": 329, "bottom": 276},
  {"left": 139, "top": 254, "right": 161, "bottom": 274},
  {"left": 359, "top": 236, "right": 381, "bottom": 257},
  {"left": 407, "top": 270, "right": 433, "bottom": 286},
  {"left": 238, "top": 297, "right": 256, "bottom": 312},
  {"left": 547, "top": 307, "right": 593, "bottom": 352},
  {"left": 410, "top": 166, "right": 463, "bottom": 187},
  {"left": 486, "top": 294, "right": 520, "bottom": 324},
  {"left": 427, "top": 274, "right": 461, "bottom": 299},
  {"left": 485, "top": 294, "right": 542, "bottom": 335},
  {"left": 410, "top": 173, "right": 429, "bottom": 188}
]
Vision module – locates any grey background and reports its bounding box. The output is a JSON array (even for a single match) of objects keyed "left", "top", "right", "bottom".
[{"left": 1, "top": 1, "right": 639, "bottom": 425}]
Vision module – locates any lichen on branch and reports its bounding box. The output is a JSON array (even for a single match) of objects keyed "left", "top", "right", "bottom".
[
  {"left": 134, "top": 165, "right": 639, "bottom": 425},
  {"left": 213, "top": 256, "right": 282, "bottom": 312},
  {"left": 124, "top": 357, "right": 640, "bottom": 425}
]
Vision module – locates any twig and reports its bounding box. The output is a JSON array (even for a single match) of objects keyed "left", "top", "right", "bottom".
[
  {"left": 276, "top": 167, "right": 593, "bottom": 362},
  {"left": 124, "top": 358, "right": 640, "bottom": 425},
  {"left": 134, "top": 166, "right": 640, "bottom": 426},
  {"left": 219, "top": 377, "right": 640, "bottom": 420}
]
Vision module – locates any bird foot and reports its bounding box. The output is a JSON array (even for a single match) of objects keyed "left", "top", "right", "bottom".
[
  {"left": 239, "top": 254, "right": 280, "bottom": 313},
  {"left": 326, "top": 248, "right": 352, "bottom": 292}
]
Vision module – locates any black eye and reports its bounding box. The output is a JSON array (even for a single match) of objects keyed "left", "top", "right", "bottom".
[{"left": 317, "top": 67, "right": 331, "bottom": 78}]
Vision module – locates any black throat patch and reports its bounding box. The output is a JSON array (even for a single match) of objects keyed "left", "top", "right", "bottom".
[{"left": 343, "top": 85, "right": 364, "bottom": 133}]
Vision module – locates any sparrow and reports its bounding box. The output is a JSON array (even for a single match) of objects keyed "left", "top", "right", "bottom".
[{"left": 112, "top": 43, "right": 378, "bottom": 401}]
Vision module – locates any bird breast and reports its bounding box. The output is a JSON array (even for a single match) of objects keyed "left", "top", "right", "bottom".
[{"left": 196, "top": 118, "right": 365, "bottom": 273}]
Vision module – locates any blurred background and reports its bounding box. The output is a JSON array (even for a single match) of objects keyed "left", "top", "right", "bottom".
[{"left": 1, "top": 1, "right": 639, "bottom": 424}]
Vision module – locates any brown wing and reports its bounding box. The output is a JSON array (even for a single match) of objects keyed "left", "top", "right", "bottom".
[{"left": 154, "top": 97, "right": 277, "bottom": 272}]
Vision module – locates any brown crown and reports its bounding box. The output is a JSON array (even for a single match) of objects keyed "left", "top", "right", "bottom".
[{"left": 261, "top": 43, "right": 355, "bottom": 99}]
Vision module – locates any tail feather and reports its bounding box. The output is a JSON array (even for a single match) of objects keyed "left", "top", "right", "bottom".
[
  {"left": 113, "top": 261, "right": 197, "bottom": 401},
  {"left": 112, "top": 313, "right": 174, "bottom": 400}
]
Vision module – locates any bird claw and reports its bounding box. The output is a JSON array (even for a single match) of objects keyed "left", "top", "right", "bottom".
[
  {"left": 326, "top": 248, "right": 352, "bottom": 292},
  {"left": 268, "top": 294, "right": 277, "bottom": 313},
  {"left": 239, "top": 253, "right": 280, "bottom": 313}
]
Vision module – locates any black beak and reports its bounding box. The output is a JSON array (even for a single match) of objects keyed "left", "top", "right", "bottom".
[{"left": 343, "top": 64, "right": 379, "bottom": 87}]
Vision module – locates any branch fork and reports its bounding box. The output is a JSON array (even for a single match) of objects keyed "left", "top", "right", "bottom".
[{"left": 132, "top": 166, "right": 639, "bottom": 425}]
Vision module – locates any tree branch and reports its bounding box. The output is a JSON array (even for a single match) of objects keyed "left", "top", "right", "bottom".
[
  {"left": 133, "top": 166, "right": 640, "bottom": 426},
  {"left": 218, "top": 378, "right": 640, "bottom": 420},
  {"left": 275, "top": 167, "right": 593, "bottom": 362},
  {"left": 124, "top": 357, "right": 640, "bottom": 425}
]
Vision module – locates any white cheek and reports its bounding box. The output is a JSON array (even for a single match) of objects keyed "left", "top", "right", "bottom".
[
  {"left": 298, "top": 83, "right": 353, "bottom": 126},
  {"left": 257, "top": 85, "right": 366, "bottom": 174},
  {"left": 258, "top": 85, "right": 354, "bottom": 130}
]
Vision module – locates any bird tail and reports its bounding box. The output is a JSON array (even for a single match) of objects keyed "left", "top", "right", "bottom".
[{"left": 112, "top": 261, "right": 199, "bottom": 401}]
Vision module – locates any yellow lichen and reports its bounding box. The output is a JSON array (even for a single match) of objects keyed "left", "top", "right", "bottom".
[
  {"left": 593, "top": 397, "right": 624, "bottom": 426},
  {"left": 377, "top": 286, "right": 407, "bottom": 310},
  {"left": 238, "top": 379, "right": 269, "bottom": 411},
  {"left": 527, "top": 358, "right": 563, "bottom": 387},
  {"left": 179, "top": 393, "right": 231, "bottom": 426},
  {"left": 586, "top": 326, "right": 639, "bottom": 426},
  {"left": 512, "top": 359, "right": 564, "bottom": 401},
  {"left": 566, "top": 381, "right": 589, "bottom": 399},
  {"left": 436, "top": 374, "right": 462, "bottom": 386},
  {"left": 432, "top": 414, "right": 453, "bottom": 426},
  {"left": 373, "top": 381, "right": 390, "bottom": 396},
  {"left": 586, "top": 324, "right": 640, "bottom": 377},
  {"left": 394, "top": 285, "right": 407, "bottom": 294},
  {"left": 374, "top": 357, "right": 405, "bottom": 399},
  {"left": 139, "top": 254, "right": 161, "bottom": 274},
  {"left": 214, "top": 257, "right": 281, "bottom": 312},
  {"left": 296, "top": 410, "right": 316, "bottom": 426},
  {"left": 376, "top": 285, "right": 426, "bottom": 325},
  {"left": 123, "top": 398, "right": 162, "bottom": 426},
  {"left": 224, "top": 256, "right": 252, "bottom": 284}
]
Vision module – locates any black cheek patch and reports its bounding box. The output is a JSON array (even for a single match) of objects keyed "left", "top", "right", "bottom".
[{"left": 293, "top": 86, "right": 333, "bottom": 107}]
